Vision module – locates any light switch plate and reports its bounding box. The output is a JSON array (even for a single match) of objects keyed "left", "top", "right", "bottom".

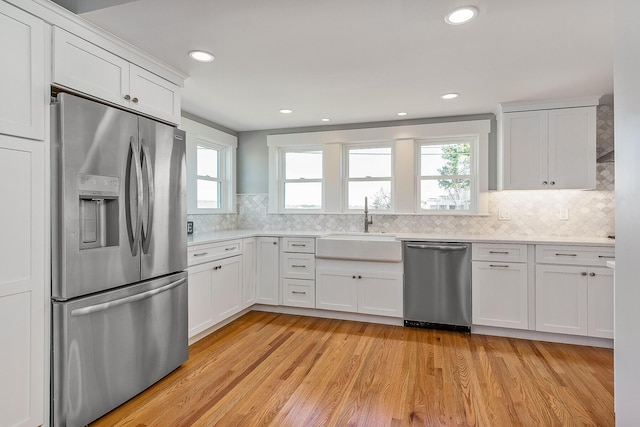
[
  {"left": 498, "top": 209, "right": 511, "bottom": 220},
  {"left": 559, "top": 209, "right": 569, "bottom": 221}
]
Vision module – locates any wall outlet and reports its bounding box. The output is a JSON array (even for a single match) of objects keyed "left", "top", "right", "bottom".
[
  {"left": 559, "top": 209, "right": 569, "bottom": 221},
  {"left": 498, "top": 209, "right": 511, "bottom": 220},
  {"left": 187, "top": 221, "right": 194, "bottom": 234}
]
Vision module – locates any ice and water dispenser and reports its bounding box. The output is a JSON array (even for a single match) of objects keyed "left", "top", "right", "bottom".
[{"left": 77, "top": 174, "right": 119, "bottom": 249}]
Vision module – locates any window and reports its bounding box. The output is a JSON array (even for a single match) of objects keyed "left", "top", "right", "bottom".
[
  {"left": 195, "top": 143, "right": 222, "bottom": 209},
  {"left": 182, "top": 117, "right": 237, "bottom": 214},
  {"left": 280, "top": 148, "right": 323, "bottom": 210},
  {"left": 345, "top": 145, "right": 392, "bottom": 210},
  {"left": 418, "top": 139, "right": 474, "bottom": 212}
]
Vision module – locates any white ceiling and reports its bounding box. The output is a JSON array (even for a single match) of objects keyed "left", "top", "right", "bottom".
[{"left": 80, "top": 0, "right": 614, "bottom": 132}]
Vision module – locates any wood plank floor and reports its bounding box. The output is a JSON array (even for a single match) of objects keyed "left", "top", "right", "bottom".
[{"left": 91, "top": 311, "right": 614, "bottom": 426}]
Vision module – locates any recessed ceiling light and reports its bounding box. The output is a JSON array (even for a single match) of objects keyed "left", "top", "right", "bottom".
[
  {"left": 441, "top": 93, "right": 460, "bottom": 100},
  {"left": 279, "top": 109, "right": 293, "bottom": 114},
  {"left": 445, "top": 6, "right": 478, "bottom": 25},
  {"left": 321, "top": 118, "right": 331, "bottom": 122},
  {"left": 397, "top": 112, "right": 408, "bottom": 116},
  {"left": 188, "top": 50, "right": 215, "bottom": 62}
]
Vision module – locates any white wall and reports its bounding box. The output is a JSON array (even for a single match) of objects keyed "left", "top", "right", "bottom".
[{"left": 614, "top": 0, "right": 640, "bottom": 423}]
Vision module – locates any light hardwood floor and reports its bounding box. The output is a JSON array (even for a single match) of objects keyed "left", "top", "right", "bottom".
[{"left": 91, "top": 311, "right": 614, "bottom": 426}]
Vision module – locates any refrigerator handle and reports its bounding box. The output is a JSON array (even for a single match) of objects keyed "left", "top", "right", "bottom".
[
  {"left": 141, "top": 139, "right": 154, "bottom": 254},
  {"left": 125, "top": 137, "right": 144, "bottom": 256}
]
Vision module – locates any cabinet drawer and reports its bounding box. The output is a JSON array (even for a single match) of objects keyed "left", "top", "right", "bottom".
[
  {"left": 281, "top": 253, "right": 315, "bottom": 280},
  {"left": 535, "top": 245, "right": 614, "bottom": 267},
  {"left": 282, "top": 279, "right": 315, "bottom": 308},
  {"left": 282, "top": 237, "right": 315, "bottom": 253},
  {"left": 472, "top": 243, "right": 528, "bottom": 263},
  {"left": 188, "top": 239, "right": 242, "bottom": 266}
]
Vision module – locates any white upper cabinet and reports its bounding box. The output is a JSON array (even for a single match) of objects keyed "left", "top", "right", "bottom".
[
  {"left": 52, "top": 27, "right": 181, "bottom": 125},
  {"left": 0, "top": 2, "right": 44, "bottom": 140},
  {"left": 501, "top": 100, "right": 597, "bottom": 190}
]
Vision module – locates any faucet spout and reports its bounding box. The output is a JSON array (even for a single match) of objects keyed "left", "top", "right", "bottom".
[{"left": 364, "top": 196, "right": 373, "bottom": 233}]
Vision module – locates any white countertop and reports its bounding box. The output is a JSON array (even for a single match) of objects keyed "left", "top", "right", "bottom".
[{"left": 188, "top": 229, "right": 615, "bottom": 247}]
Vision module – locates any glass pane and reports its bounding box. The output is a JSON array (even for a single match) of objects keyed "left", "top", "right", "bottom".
[
  {"left": 285, "top": 151, "right": 322, "bottom": 179},
  {"left": 348, "top": 147, "right": 391, "bottom": 178},
  {"left": 420, "top": 179, "right": 471, "bottom": 210},
  {"left": 197, "top": 179, "right": 220, "bottom": 209},
  {"left": 420, "top": 143, "right": 470, "bottom": 176},
  {"left": 197, "top": 145, "right": 219, "bottom": 178},
  {"left": 348, "top": 181, "right": 391, "bottom": 210},
  {"left": 284, "top": 182, "right": 322, "bottom": 209}
]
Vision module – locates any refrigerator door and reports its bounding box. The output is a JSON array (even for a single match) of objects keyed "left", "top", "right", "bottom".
[
  {"left": 52, "top": 271, "right": 188, "bottom": 427},
  {"left": 53, "top": 94, "right": 141, "bottom": 299},
  {"left": 139, "top": 117, "right": 187, "bottom": 280}
]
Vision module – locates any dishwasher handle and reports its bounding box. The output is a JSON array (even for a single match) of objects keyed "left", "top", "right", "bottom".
[{"left": 405, "top": 244, "right": 467, "bottom": 251}]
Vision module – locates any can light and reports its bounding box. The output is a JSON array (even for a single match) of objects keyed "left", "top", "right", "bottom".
[
  {"left": 441, "top": 93, "right": 460, "bottom": 100},
  {"left": 279, "top": 109, "right": 293, "bottom": 114},
  {"left": 445, "top": 6, "right": 478, "bottom": 25},
  {"left": 188, "top": 50, "right": 215, "bottom": 62}
]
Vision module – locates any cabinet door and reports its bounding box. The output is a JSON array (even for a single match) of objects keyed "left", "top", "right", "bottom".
[
  {"left": 316, "top": 269, "right": 358, "bottom": 313},
  {"left": 357, "top": 272, "right": 403, "bottom": 317},
  {"left": 472, "top": 262, "right": 528, "bottom": 329},
  {"left": 129, "top": 64, "right": 181, "bottom": 125},
  {"left": 587, "top": 267, "right": 614, "bottom": 339},
  {"left": 0, "top": 136, "right": 45, "bottom": 427},
  {"left": 52, "top": 27, "right": 130, "bottom": 109},
  {"left": 187, "top": 263, "right": 214, "bottom": 337},
  {"left": 548, "top": 106, "right": 596, "bottom": 189},
  {"left": 502, "top": 110, "right": 549, "bottom": 190},
  {"left": 242, "top": 238, "right": 257, "bottom": 308},
  {"left": 535, "top": 264, "right": 588, "bottom": 335},
  {"left": 212, "top": 256, "right": 243, "bottom": 321},
  {"left": 256, "top": 237, "right": 279, "bottom": 305},
  {"left": 0, "top": 2, "right": 44, "bottom": 140}
]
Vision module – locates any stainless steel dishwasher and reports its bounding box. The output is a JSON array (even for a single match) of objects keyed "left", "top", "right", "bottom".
[{"left": 403, "top": 241, "right": 471, "bottom": 332}]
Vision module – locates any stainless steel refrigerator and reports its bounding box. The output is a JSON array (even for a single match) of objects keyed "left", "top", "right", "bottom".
[{"left": 50, "top": 93, "right": 188, "bottom": 427}]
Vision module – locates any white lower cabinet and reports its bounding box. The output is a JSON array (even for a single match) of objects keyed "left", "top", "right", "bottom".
[
  {"left": 282, "top": 279, "right": 316, "bottom": 308},
  {"left": 242, "top": 238, "right": 257, "bottom": 308},
  {"left": 187, "top": 255, "right": 243, "bottom": 337},
  {"left": 472, "top": 261, "right": 529, "bottom": 329},
  {"left": 256, "top": 237, "right": 280, "bottom": 305},
  {"left": 535, "top": 245, "right": 614, "bottom": 339},
  {"left": 316, "top": 260, "right": 403, "bottom": 318}
]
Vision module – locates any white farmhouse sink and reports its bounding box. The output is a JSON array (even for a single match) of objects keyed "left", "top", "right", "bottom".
[{"left": 316, "top": 233, "right": 402, "bottom": 262}]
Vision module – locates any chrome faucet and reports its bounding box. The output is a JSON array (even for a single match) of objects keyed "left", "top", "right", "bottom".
[{"left": 364, "top": 196, "right": 373, "bottom": 233}]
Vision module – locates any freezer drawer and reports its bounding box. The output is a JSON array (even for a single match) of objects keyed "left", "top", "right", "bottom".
[{"left": 52, "top": 272, "right": 188, "bottom": 427}]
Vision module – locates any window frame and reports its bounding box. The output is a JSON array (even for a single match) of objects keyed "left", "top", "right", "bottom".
[
  {"left": 416, "top": 137, "right": 479, "bottom": 214},
  {"left": 343, "top": 143, "right": 394, "bottom": 212},
  {"left": 278, "top": 146, "right": 324, "bottom": 212},
  {"left": 182, "top": 117, "right": 237, "bottom": 214}
]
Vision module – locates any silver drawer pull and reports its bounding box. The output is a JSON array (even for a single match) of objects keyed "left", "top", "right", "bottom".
[
  {"left": 555, "top": 253, "right": 577, "bottom": 257},
  {"left": 193, "top": 252, "right": 208, "bottom": 257},
  {"left": 225, "top": 247, "right": 235, "bottom": 251},
  {"left": 291, "top": 291, "right": 307, "bottom": 295},
  {"left": 598, "top": 255, "right": 615, "bottom": 259},
  {"left": 291, "top": 264, "right": 307, "bottom": 268},
  {"left": 489, "top": 251, "right": 509, "bottom": 254},
  {"left": 490, "top": 264, "right": 509, "bottom": 268},
  {"left": 291, "top": 244, "right": 307, "bottom": 247}
]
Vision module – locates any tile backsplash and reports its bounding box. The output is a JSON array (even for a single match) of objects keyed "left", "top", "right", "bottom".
[{"left": 191, "top": 105, "right": 615, "bottom": 238}]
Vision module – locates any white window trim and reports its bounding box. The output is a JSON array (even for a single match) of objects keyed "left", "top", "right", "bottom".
[
  {"left": 267, "top": 120, "right": 490, "bottom": 215},
  {"left": 181, "top": 117, "right": 237, "bottom": 214},
  {"left": 278, "top": 146, "right": 324, "bottom": 212},
  {"left": 343, "top": 143, "right": 395, "bottom": 212},
  {"left": 416, "top": 136, "right": 479, "bottom": 214}
]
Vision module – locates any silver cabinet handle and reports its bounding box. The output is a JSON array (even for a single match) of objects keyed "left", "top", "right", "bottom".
[
  {"left": 193, "top": 252, "right": 208, "bottom": 257},
  {"left": 489, "top": 251, "right": 509, "bottom": 254},
  {"left": 124, "top": 94, "right": 131, "bottom": 101},
  {"left": 225, "top": 247, "right": 235, "bottom": 251},
  {"left": 406, "top": 244, "right": 467, "bottom": 251},
  {"left": 489, "top": 264, "right": 509, "bottom": 268},
  {"left": 71, "top": 277, "right": 186, "bottom": 316},
  {"left": 291, "top": 265, "right": 306, "bottom": 268},
  {"left": 581, "top": 272, "right": 588, "bottom": 276},
  {"left": 543, "top": 181, "right": 548, "bottom": 185},
  {"left": 598, "top": 255, "right": 615, "bottom": 259},
  {"left": 291, "top": 244, "right": 307, "bottom": 247},
  {"left": 590, "top": 272, "right": 596, "bottom": 277},
  {"left": 291, "top": 291, "right": 307, "bottom": 295},
  {"left": 132, "top": 97, "right": 139, "bottom": 104},
  {"left": 555, "top": 253, "right": 577, "bottom": 257}
]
